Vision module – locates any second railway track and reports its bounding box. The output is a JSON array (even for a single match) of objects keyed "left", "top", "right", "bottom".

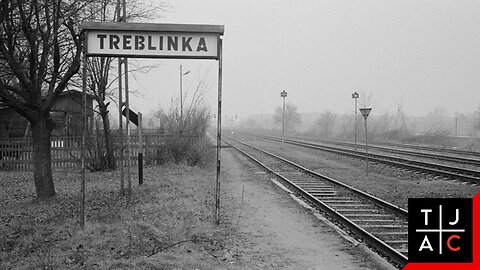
[
  {"left": 255, "top": 134, "right": 480, "bottom": 184},
  {"left": 224, "top": 135, "right": 409, "bottom": 268}
]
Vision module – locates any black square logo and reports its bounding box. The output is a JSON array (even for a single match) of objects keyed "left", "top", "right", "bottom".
[{"left": 408, "top": 198, "right": 473, "bottom": 262}]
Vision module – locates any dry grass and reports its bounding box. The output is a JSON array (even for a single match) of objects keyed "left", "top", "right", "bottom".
[{"left": 0, "top": 160, "right": 238, "bottom": 269}]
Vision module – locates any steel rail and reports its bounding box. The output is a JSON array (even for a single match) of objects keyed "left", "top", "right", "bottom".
[
  {"left": 257, "top": 135, "right": 480, "bottom": 183},
  {"left": 281, "top": 134, "right": 480, "bottom": 158},
  {"left": 379, "top": 141, "right": 480, "bottom": 158},
  {"left": 224, "top": 136, "right": 408, "bottom": 267},
  {"left": 229, "top": 136, "right": 408, "bottom": 217},
  {"left": 290, "top": 135, "right": 480, "bottom": 166}
]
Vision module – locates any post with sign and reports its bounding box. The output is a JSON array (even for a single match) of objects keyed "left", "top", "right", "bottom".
[
  {"left": 138, "top": 112, "right": 143, "bottom": 185},
  {"left": 81, "top": 22, "right": 224, "bottom": 225},
  {"left": 121, "top": 108, "right": 143, "bottom": 184},
  {"left": 122, "top": 2, "right": 131, "bottom": 193},
  {"left": 117, "top": 0, "right": 125, "bottom": 196},
  {"left": 215, "top": 39, "right": 223, "bottom": 224},
  {"left": 352, "top": 92, "right": 359, "bottom": 150},
  {"left": 125, "top": 58, "right": 132, "bottom": 195},
  {"left": 281, "top": 90, "right": 287, "bottom": 145},
  {"left": 359, "top": 107, "right": 372, "bottom": 177}
]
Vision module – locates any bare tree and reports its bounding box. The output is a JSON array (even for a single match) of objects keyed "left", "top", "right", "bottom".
[
  {"left": 81, "top": 0, "right": 119, "bottom": 170},
  {"left": 314, "top": 111, "right": 336, "bottom": 138},
  {"left": 80, "top": 0, "right": 168, "bottom": 170},
  {"left": 371, "top": 112, "right": 393, "bottom": 135},
  {"left": 474, "top": 107, "right": 480, "bottom": 135},
  {"left": 273, "top": 103, "right": 301, "bottom": 133},
  {"left": 158, "top": 70, "right": 213, "bottom": 136},
  {"left": 425, "top": 106, "right": 450, "bottom": 135},
  {"left": 154, "top": 71, "right": 212, "bottom": 165},
  {"left": 0, "top": 0, "right": 86, "bottom": 198},
  {"left": 396, "top": 103, "right": 409, "bottom": 141}
]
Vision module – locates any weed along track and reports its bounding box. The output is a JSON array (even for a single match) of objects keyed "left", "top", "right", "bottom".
[{"left": 224, "top": 135, "right": 409, "bottom": 268}]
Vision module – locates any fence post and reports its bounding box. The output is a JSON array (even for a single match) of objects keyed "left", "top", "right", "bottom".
[
  {"left": 138, "top": 113, "right": 143, "bottom": 185},
  {"left": 144, "top": 134, "right": 149, "bottom": 165}
]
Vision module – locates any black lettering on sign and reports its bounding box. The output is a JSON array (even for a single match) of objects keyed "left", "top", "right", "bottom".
[
  {"left": 159, "top": 36, "right": 163, "bottom": 50},
  {"left": 196, "top": 37, "right": 208, "bottom": 52},
  {"left": 182, "top": 37, "right": 192, "bottom": 51},
  {"left": 123, "top": 35, "right": 132, "bottom": 50},
  {"left": 168, "top": 36, "right": 178, "bottom": 51},
  {"left": 148, "top": 36, "right": 156, "bottom": 50},
  {"left": 93, "top": 34, "right": 214, "bottom": 54},
  {"left": 135, "top": 35, "right": 145, "bottom": 50},
  {"left": 97, "top": 34, "right": 107, "bottom": 49},
  {"left": 110, "top": 34, "right": 120, "bottom": 49}
]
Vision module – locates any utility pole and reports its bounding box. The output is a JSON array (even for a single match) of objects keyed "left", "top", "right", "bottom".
[
  {"left": 116, "top": 0, "right": 131, "bottom": 196},
  {"left": 352, "top": 92, "right": 359, "bottom": 150},
  {"left": 281, "top": 90, "right": 287, "bottom": 145},
  {"left": 80, "top": 34, "right": 87, "bottom": 229},
  {"left": 359, "top": 107, "right": 372, "bottom": 177},
  {"left": 116, "top": 0, "right": 124, "bottom": 194},
  {"left": 123, "top": 0, "right": 132, "bottom": 196},
  {"left": 179, "top": 65, "right": 190, "bottom": 128},
  {"left": 180, "top": 65, "right": 183, "bottom": 125}
]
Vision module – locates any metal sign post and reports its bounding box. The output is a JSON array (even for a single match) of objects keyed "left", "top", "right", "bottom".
[
  {"left": 118, "top": 58, "right": 125, "bottom": 194},
  {"left": 352, "top": 92, "right": 359, "bottom": 150},
  {"left": 138, "top": 112, "right": 143, "bottom": 185},
  {"left": 80, "top": 33, "right": 87, "bottom": 229},
  {"left": 117, "top": 0, "right": 125, "bottom": 196},
  {"left": 124, "top": 57, "right": 132, "bottom": 195},
  {"left": 81, "top": 22, "right": 224, "bottom": 225},
  {"left": 215, "top": 39, "right": 223, "bottom": 224},
  {"left": 359, "top": 107, "right": 372, "bottom": 177},
  {"left": 121, "top": 108, "right": 141, "bottom": 184},
  {"left": 280, "top": 90, "right": 287, "bottom": 146},
  {"left": 179, "top": 65, "right": 190, "bottom": 127}
]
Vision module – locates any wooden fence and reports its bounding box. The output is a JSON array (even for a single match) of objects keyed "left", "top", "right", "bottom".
[{"left": 0, "top": 134, "right": 172, "bottom": 171}]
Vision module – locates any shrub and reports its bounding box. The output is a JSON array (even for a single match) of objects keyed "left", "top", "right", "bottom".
[{"left": 154, "top": 104, "right": 212, "bottom": 166}]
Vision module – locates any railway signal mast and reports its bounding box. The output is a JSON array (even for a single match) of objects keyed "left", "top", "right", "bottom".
[
  {"left": 352, "top": 92, "right": 359, "bottom": 150},
  {"left": 281, "top": 90, "right": 287, "bottom": 145},
  {"left": 359, "top": 107, "right": 372, "bottom": 177}
]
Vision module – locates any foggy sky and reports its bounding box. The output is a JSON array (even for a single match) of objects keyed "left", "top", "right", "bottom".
[{"left": 129, "top": 0, "right": 480, "bottom": 119}]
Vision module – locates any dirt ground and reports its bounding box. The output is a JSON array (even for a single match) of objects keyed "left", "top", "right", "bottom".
[
  {"left": 1, "top": 145, "right": 400, "bottom": 269},
  {"left": 221, "top": 147, "right": 396, "bottom": 270}
]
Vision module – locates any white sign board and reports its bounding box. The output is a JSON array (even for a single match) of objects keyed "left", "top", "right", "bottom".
[{"left": 82, "top": 22, "right": 223, "bottom": 59}]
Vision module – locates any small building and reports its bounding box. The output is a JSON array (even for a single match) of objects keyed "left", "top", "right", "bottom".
[{"left": 0, "top": 90, "right": 94, "bottom": 138}]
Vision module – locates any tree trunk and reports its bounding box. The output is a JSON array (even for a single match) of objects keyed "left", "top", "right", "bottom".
[
  {"left": 31, "top": 115, "right": 55, "bottom": 198},
  {"left": 101, "top": 110, "right": 115, "bottom": 170}
]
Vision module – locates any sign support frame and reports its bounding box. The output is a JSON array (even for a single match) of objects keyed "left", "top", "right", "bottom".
[
  {"left": 359, "top": 107, "right": 372, "bottom": 178},
  {"left": 215, "top": 38, "right": 223, "bottom": 224},
  {"left": 124, "top": 57, "right": 132, "bottom": 196},
  {"left": 80, "top": 22, "right": 224, "bottom": 227},
  {"left": 118, "top": 58, "right": 125, "bottom": 194},
  {"left": 80, "top": 32, "right": 88, "bottom": 229}
]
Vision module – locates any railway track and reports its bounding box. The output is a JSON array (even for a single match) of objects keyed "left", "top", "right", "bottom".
[
  {"left": 379, "top": 140, "right": 480, "bottom": 158},
  {"left": 255, "top": 134, "right": 480, "bottom": 184},
  {"left": 224, "top": 135, "right": 409, "bottom": 268},
  {"left": 289, "top": 135, "right": 480, "bottom": 166}
]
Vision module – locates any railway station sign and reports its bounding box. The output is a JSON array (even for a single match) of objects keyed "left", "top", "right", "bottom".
[
  {"left": 80, "top": 21, "right": 225, "bottom": 225},
  {"left": 81, "top": 22, "right": 223, "bottom": 59}
]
